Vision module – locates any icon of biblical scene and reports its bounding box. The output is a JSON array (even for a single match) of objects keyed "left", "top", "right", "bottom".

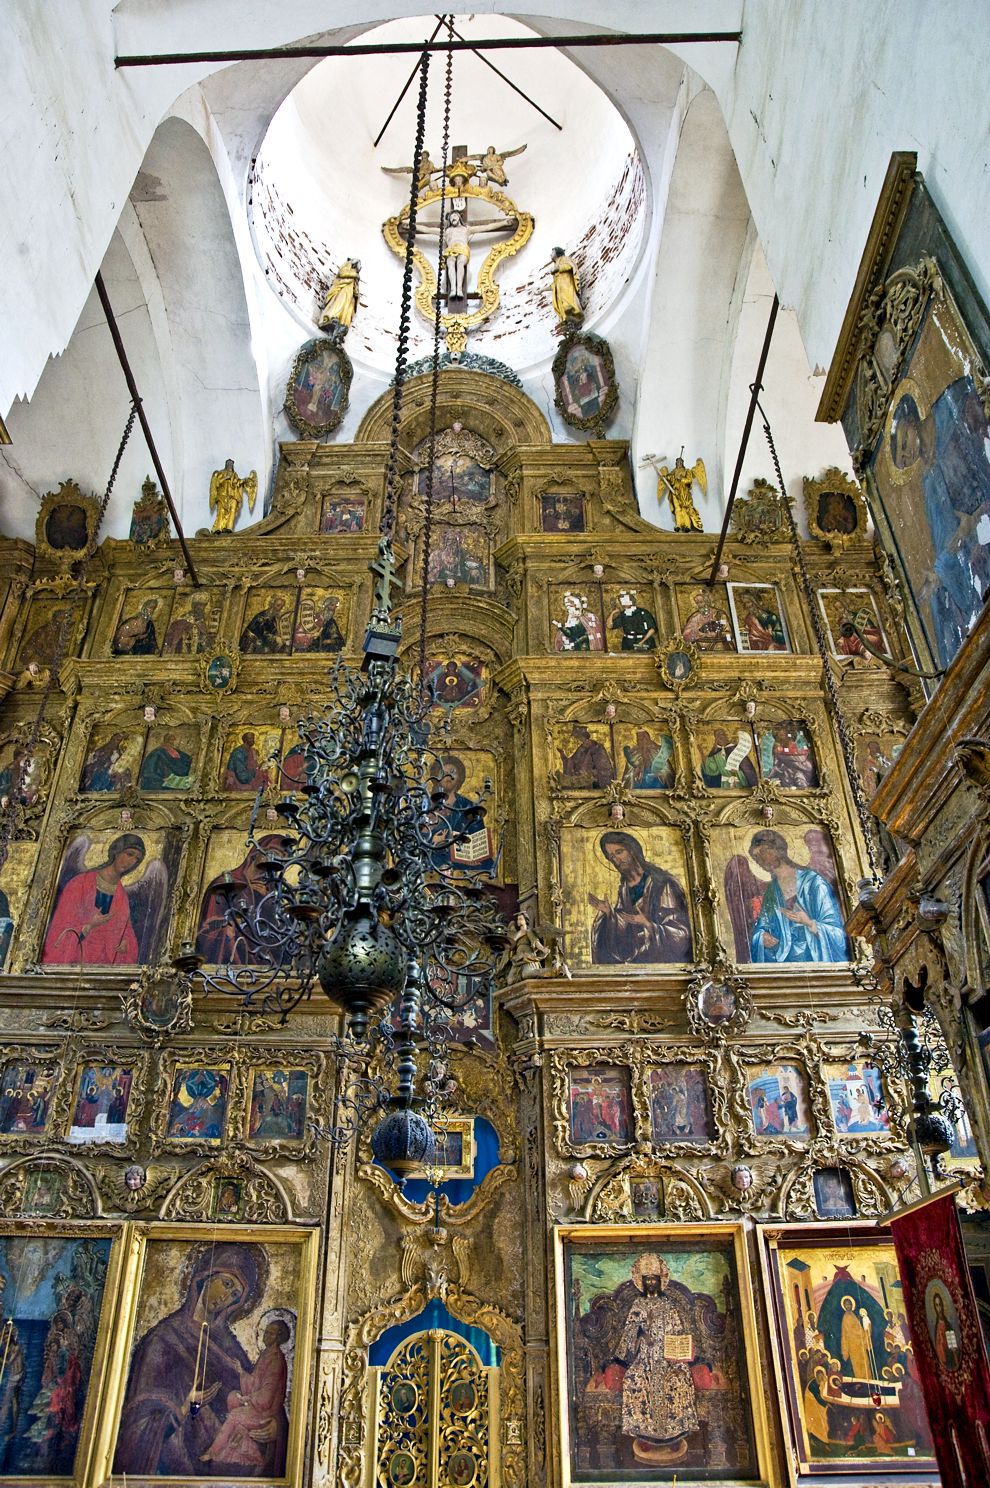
[
  {"left": 677, "top": 586, "right": 736, "bottom": 652},
  {"left": 165, "top": 1066, "right": 230, "bottom": 1143},
  {"left": 285, "top": 337, "right": 350, "bottom": 437},
  {"left": 928, "top": 1071, "right": 980, "bottom": 1168},
  {"left": 110, "top": 590, "right": 172, "bottom": 656},
  {"left": 764, "top": 1233, "right": 935, "bottom": 1472},
  {"left": 139, "top": 725, "right": 198, "bottom": 792},
  {"left": 605, "top": 588, "right": 660, "bottom": 652},
  {"left": 555, "top": 723, "right": 615, "bottom": 790},
  {"left": 0, "top": 1233, "right": 115, "bottom": 1477},
  {"left": 660, "top": 648, "right": 693, "bottom": 686},
  {"left": 0, "top": 842, "right": 37, "bottom": 971},
  {"left": 79, "top": 723, "right": 144, "bottom": 792},
  {"left": 426, "top": 751, "right": 498, "bottom": 875},
  {"left": 615, "top": 725, "right": 676, "bottom": 790},
  {"left": 554, "top": 335, "right": 616, "bottom": 430},
  {"left": 855, "top": 733, "right": 903, "bottom": 800},
  {"left": 413, "top": 431, "right": 494, "bottom": 508},
  {"left": 279, "top": 729, "right": 316, "bottom": 793},
  {"left": 425, "top": 655, "right": 485, "bottom": 712},
  {"left": 425, "top": 523, "right": 491, "bottom": 588},
  {"left": 205, "top": 653, "right": 235, "bottom": 690},
  {"left": 868, "top": 289, "right": 990, "bottom": 670},
  {"left": 15, "top": 595, "right": 84, "bottom": 671},
  {"left": 0, "top": 1061, "right": 57, "bottom": 1136},
  {"left": 550, "top": 587, "right": 605, "bottom": 652},
  {"left": 814, "top": 1168, "right": 857, "bottom": 1219},
  {"left": 129, "top": 476, "right": 169, "bottom": 545},
  {"left": 162, "top": 589, "right": 221, "bottom": 655},
  {"left": 246, "top": 1068, "right": 309, "bottom": 1144},
  {"left": 726, "top": 583, "right": 790, "bottom": 653},
  {"left": 745, "top": 1062, "right": 812, "bottom": 1140},
  {"left": 0, "top": 740, "right": 46, "bottom": 808},
  {"left": 110, "top": 1234, "right": 311, "bottom": 1480},
  {"left": 818, "top": 588, "right": 888, "bottom": 664},
  {"left": 220, "top": 726, "right": 281, "bottom": 793},
  {"left": 697, "top": 725, "right": 758, "bottom": 789},
  {"left": 811, "top": 481, "right": 861, "bottom": 539},
  {"left": 320, "top": 489, "right": 366, "bottom": 533},
  {"left": 42, "top": 828, "right": 180, "bottom": 967},
  {"left": 423, "top": 969, "right": 497, "bottom": 1053},
  {"left": 561, "top": 1232, "right": 760, "bottom": 1479},
  {"left": 648, "top": 1065, "right": 715, "bottom": 1144},
  {"left": 237, "top": 590, "right": 292, "bottom": 656},
  {"left": 825, "top": 1062, "right": 890, "bottom": 1136},
  {"left": 43, "top": 493, "right": 91, "bottom": 552},
  {"left": 67, "top": 1062, "right": 134, "bottom": 1144},
  {"left": 560, "top": 826, "right": 693, "bottom": 971},
  {"left": 407, "top": 1117, "right": 476, "bottom": 1180},
  {"left": 696, "top": 980, "right": 737, "bottom": 1028},
  {"left": 239, "top": 586, "right": 348, "bottom": 655},
  {"left": 195, "top": 830, "right": 292, "bottom": 966},
  {"left": 568, "top": 1066, "right": 634, "bottom": 1145},
  {"left": 718, "top": 824, "right": 848, "bottom": 965},
  {"left": 758, "top": 720, "right": 819, "bottom": 788},
  {"left": 540, "top": 492, "right": 586, "bottom": 532}
]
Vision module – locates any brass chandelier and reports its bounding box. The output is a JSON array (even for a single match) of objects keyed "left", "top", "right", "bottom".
[{"left": 179, "top": 33, "right": 505, "bottom": 1167}]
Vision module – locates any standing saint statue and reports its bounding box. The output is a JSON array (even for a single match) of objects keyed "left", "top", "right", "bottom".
[
  {"left": 551, "top": 247, "right": 584, "bottom": 326},
  {"left": 317, "top": 259, "right": 361, "bottom": 340},
  {"left": 644, "top": 452, "right": 707, "bottom": 532},
  {"left": 209, "top": 459, "right": 258, "bottom": 534}
]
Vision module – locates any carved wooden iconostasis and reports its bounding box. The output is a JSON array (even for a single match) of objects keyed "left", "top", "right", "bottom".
[{"left": 0, "top": 366, "right": 957, "bottom": 1488}]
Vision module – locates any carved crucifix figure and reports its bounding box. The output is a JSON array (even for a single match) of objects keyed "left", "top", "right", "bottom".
[{"left": 409, "top": 146, "right": 519, "bottom": 313}]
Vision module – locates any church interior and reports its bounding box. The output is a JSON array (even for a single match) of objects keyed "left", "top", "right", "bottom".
[{"left": 2, "top": 4, "right": 990, "bottom": 1485}]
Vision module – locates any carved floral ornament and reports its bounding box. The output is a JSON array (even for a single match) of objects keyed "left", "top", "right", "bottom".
[{"left": 852, "top": 255, "right": 946, "bottom": 461}]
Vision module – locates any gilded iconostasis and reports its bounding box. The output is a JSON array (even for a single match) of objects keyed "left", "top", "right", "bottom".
[{"left": 0, "top": 363, "right": 979, "bottom": 1488}]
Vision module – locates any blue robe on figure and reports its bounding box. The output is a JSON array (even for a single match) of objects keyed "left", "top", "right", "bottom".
[{"left": 750, "top": 867, "right": 848, "bottom": 963}]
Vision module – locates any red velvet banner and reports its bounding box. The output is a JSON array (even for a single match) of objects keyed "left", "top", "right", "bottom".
[{"left": 890, "top": 1188, "right": 990, "bottom": 1487}]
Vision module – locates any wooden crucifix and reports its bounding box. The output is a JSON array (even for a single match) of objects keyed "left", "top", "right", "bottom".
[{"left": 410, "top": 147, "right": 519, "bottom": 315}]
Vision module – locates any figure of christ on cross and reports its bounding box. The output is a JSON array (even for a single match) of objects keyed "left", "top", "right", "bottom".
[{"left": 410, "top": 147, "right": 519, "bottom": 313}]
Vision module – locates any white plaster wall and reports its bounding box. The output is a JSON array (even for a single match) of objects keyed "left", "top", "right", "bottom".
[
  {"left": 0, "top": 229, "right": 171, "bottom": 542},
  {"left": 722, "top": 0, "right": 990, "bottom": 373},
  {"left": 630, "top": 85, "right": 753, "bottom": 530},
  {"left": 126, "top": 117, "right": 267, "bottom": 526}
]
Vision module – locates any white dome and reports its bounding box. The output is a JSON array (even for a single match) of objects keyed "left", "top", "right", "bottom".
[{"left": 249, "top": 13, "right": 647, "bottom": 375}]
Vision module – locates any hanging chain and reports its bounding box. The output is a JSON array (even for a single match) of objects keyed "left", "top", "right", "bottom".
[
  {"left": 417, "top": 18, "right": 454, "bottom": 698},
  {"left": 756, "top": 393, "right": 883, "bottom": 880},
  {"left": 0, "top": 401, "right": 138, "bottom": 873},
  {"left": 380, "top": 50, "right": 432, "bottom": 545}
]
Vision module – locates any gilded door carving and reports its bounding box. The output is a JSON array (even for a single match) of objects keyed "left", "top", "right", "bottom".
[{"left": 372, "top": 1329, "right": 497, "bottom": 1487}]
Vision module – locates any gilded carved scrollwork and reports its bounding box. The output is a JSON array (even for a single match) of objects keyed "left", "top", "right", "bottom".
[{"left": 161, "top": 1150, "right": 292, "bottom": 1222}]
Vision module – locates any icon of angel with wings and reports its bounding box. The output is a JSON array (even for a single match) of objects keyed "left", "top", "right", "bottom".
[{"left": 41, "top": 830, "right": 175, "bottom": 966}]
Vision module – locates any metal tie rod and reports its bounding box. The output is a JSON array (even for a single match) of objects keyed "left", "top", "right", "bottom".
[{"left": 116, "top": 32, "right": 742, "bottom": 67}]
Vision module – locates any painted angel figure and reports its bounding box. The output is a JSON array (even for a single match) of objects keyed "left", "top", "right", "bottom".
[
  {"left": 209, "top": 459, "right": 258, "bottom": 534},
  {"left": 643, "top": 452, "right": 707, "bottom": 532},
  {"left": 41, "top": 832, "right": 170, "bottom": 966},
  {"left": 469, "top": 142, "right": 527, "bottom": 187}
]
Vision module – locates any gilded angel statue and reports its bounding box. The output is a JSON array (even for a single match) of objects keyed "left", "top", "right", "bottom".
[
  {"left": 381, "top": 150, "right": 441, "bottom": 195},
  {"left": 209, "top": 459, "right": 258, "bottom": 534},
  {"left": 642, "top": 451, "right": 707, "bottom": 532},
  {"left": 470, "top": 142, "right": 527, "bottom": 186}
]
